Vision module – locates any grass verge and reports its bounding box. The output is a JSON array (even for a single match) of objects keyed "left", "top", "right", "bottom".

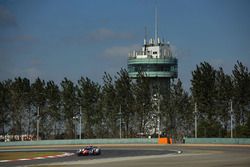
[{"left": 0, "top": 152, "right": 63, "bottom": 160}]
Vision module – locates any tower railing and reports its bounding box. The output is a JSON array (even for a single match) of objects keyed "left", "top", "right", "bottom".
[{"left": 128, "top": 51, "right": 174, "bottom": 59}]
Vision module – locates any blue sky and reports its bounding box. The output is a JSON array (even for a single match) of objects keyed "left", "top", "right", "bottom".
[{"left": 1, "top": 0, "right": 250, "bottom": 91}]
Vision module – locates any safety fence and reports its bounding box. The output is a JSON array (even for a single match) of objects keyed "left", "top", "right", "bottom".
[
  {"left": 184, "top": 138, "right": 250, "bottom": 144},
  {"left": 2, "top": 138, "right": 249, "bottom": 147},
  {"left": 0, "top": 138, "right": 158, "bottom": 147}
]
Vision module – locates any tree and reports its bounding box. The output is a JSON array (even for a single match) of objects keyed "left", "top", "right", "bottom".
[
  {"left": 101, "top": 72, "right": 118, "bottom": 137},
  {"left": 232, "top": 61, "right": 250, "bottom": 137},
  {"left": 10, "top": 77, "right": 31, "bottom": 139},
  {"left": 78, "top": 77, "right": 101, "bottom": 138},
  {"left": 0, "top": 80, "right": 12, "bottom": 137},
  {"left": 44, "top": 81, "right": 61, "bottom": 139},
  {"left": 115, "top": 69, "right": 135, "bottom": 137},
  {"left": 31, "top": 78, "right": 46, "bottom": 139},
  {"left": 61, "top": 78, "right": 78, "bottom": 139},
  {"left": 162, "top": 79, "right": 192, "bottom": 140},
  {"left": 215, "top": 67, "right": 233, "bottom": 137},
  {"left": 133, "top": 71, "right": 152, "bottom": 135},
  {"left": 191, "top": 62, "right": 219, "bottom": 137}
]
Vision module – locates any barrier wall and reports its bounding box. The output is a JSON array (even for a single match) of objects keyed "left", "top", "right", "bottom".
[
  {"left": 185, "top": 138, "right": 250, "bottom": 144},
  {"left": 2, "top": 138, "right": 249, "bottom": 146},
  {"left": 0, "top": 138, "right": 158, "bottom": 147}
]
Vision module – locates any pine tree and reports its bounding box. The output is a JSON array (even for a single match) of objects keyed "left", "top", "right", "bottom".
[
  {"left": 133, "top": 71, "right": 152, "bottom": 135},
  {"left": 101, "top": 72, "right": 118, "bottom": 137},
  {"left": 232, "top": 61, "right": 250, "bottom": 137},
  {"left": 30, "top": 78, "right": 46, "bottom": 139},
  {"left": 191, "top": 62, "right": 219, "bottom": 137},
  {"left": 115, "top": 69, "right": 135, "bottom": 137},
  {"left": 44, "top": 81, "right": 61, "bottom": 139},
  {"left": 215, "top": 67, "right": 233, "bottom": 137},
  {"left": 61, "top": 78, "right": 78, "bottom": 139},
  {"left": 78, "top": 77, "right": 101, "bottom": 138},
  {"left": 162, "top": 79, "right": 191, "bottom": 140},
  {"left": 0, "top": 80, "right": 12, "bottom": 138},
  {"left": 10, "top": 77, "right": 31, "bottom": 139}
]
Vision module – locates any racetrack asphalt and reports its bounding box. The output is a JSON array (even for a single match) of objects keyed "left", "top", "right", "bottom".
[
  {"left": 1, "top": 144, "right": 250, "bottom": 167},
  {"left": 0, "top": 145, "right": 176, "bottom": 167}
]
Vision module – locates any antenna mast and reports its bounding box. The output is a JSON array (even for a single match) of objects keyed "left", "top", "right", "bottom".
[
  {"left": 154, "top": 5, "right": 158, "bottom": 44},
  {"left": 144, "top": 26, "right": 147, "bottom": 45}
]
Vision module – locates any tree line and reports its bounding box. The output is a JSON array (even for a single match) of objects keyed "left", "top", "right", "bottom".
[
  {"left": 191, "top": 61, "right": 250, "bottom": 137},
  {"left": 0, "top": 61, "right": 249, "bottom": 140}
]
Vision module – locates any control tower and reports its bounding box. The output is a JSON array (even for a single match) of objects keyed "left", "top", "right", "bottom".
[
  {"left": 127, "top": 35, "right": 178, "bottom": 95},
  {"left": 127, "top": 8, "right": 178, "bottom": 136}
]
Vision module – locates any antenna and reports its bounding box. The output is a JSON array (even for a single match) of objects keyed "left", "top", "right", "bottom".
[
  {"left": 154, "top": 5, "right": 158, "bottom": 44},
  {"left": 144, "top": 26, "right": 147, "bottom": 45}
]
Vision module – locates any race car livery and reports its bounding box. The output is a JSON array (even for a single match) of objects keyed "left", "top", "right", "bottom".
[{"left": 77, "top": 146, "right": 101, "bottom": 156}]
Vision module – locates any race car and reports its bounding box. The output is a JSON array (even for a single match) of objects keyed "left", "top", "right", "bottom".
[{"left": 76, "top": 146, "right": 101, "bottom": 156}]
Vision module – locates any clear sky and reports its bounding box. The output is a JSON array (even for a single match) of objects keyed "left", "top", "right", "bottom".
[{"left": 1, "top": 0, "right": 250, "bottom": 91}]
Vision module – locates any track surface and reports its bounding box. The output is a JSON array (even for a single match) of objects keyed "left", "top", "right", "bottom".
[
  {"left": 1, "top": 144, "right": 250, "bottom": 167},
  {"left": 0, "top": 146, "right": 176, "bottom": 167}
]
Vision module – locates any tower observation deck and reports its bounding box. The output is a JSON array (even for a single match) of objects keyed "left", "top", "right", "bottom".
[{"left": 128, "top": 37, "right": 178, "bottom": 95}]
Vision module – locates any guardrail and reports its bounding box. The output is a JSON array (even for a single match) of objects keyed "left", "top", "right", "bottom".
[
  {"left": 184, "top": 138, "right": 250, "bottom": 144},
  {"left": 128, "top": 58, "right": 177, "bottom": 65},
  {"left": 0, "top": 138, "right": 158, "bottom": 147}
]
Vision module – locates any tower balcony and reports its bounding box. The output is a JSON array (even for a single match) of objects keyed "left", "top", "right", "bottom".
[
  {"left": 128, "top": 57, "right": 177, "bottom": 65},
  {"left": 128, "top": 57, "right": 178, "bottom": 78},
  {"left": 128, "top": 71, "right": 177, "bottom": 78}
]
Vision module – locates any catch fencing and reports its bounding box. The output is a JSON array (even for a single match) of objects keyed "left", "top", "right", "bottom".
[
  {"left": 184, "top": 138, "right": 250, "bottom": 144},
  {"left": 0, "top": 138, "right": 158, "bottom": 146}
]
